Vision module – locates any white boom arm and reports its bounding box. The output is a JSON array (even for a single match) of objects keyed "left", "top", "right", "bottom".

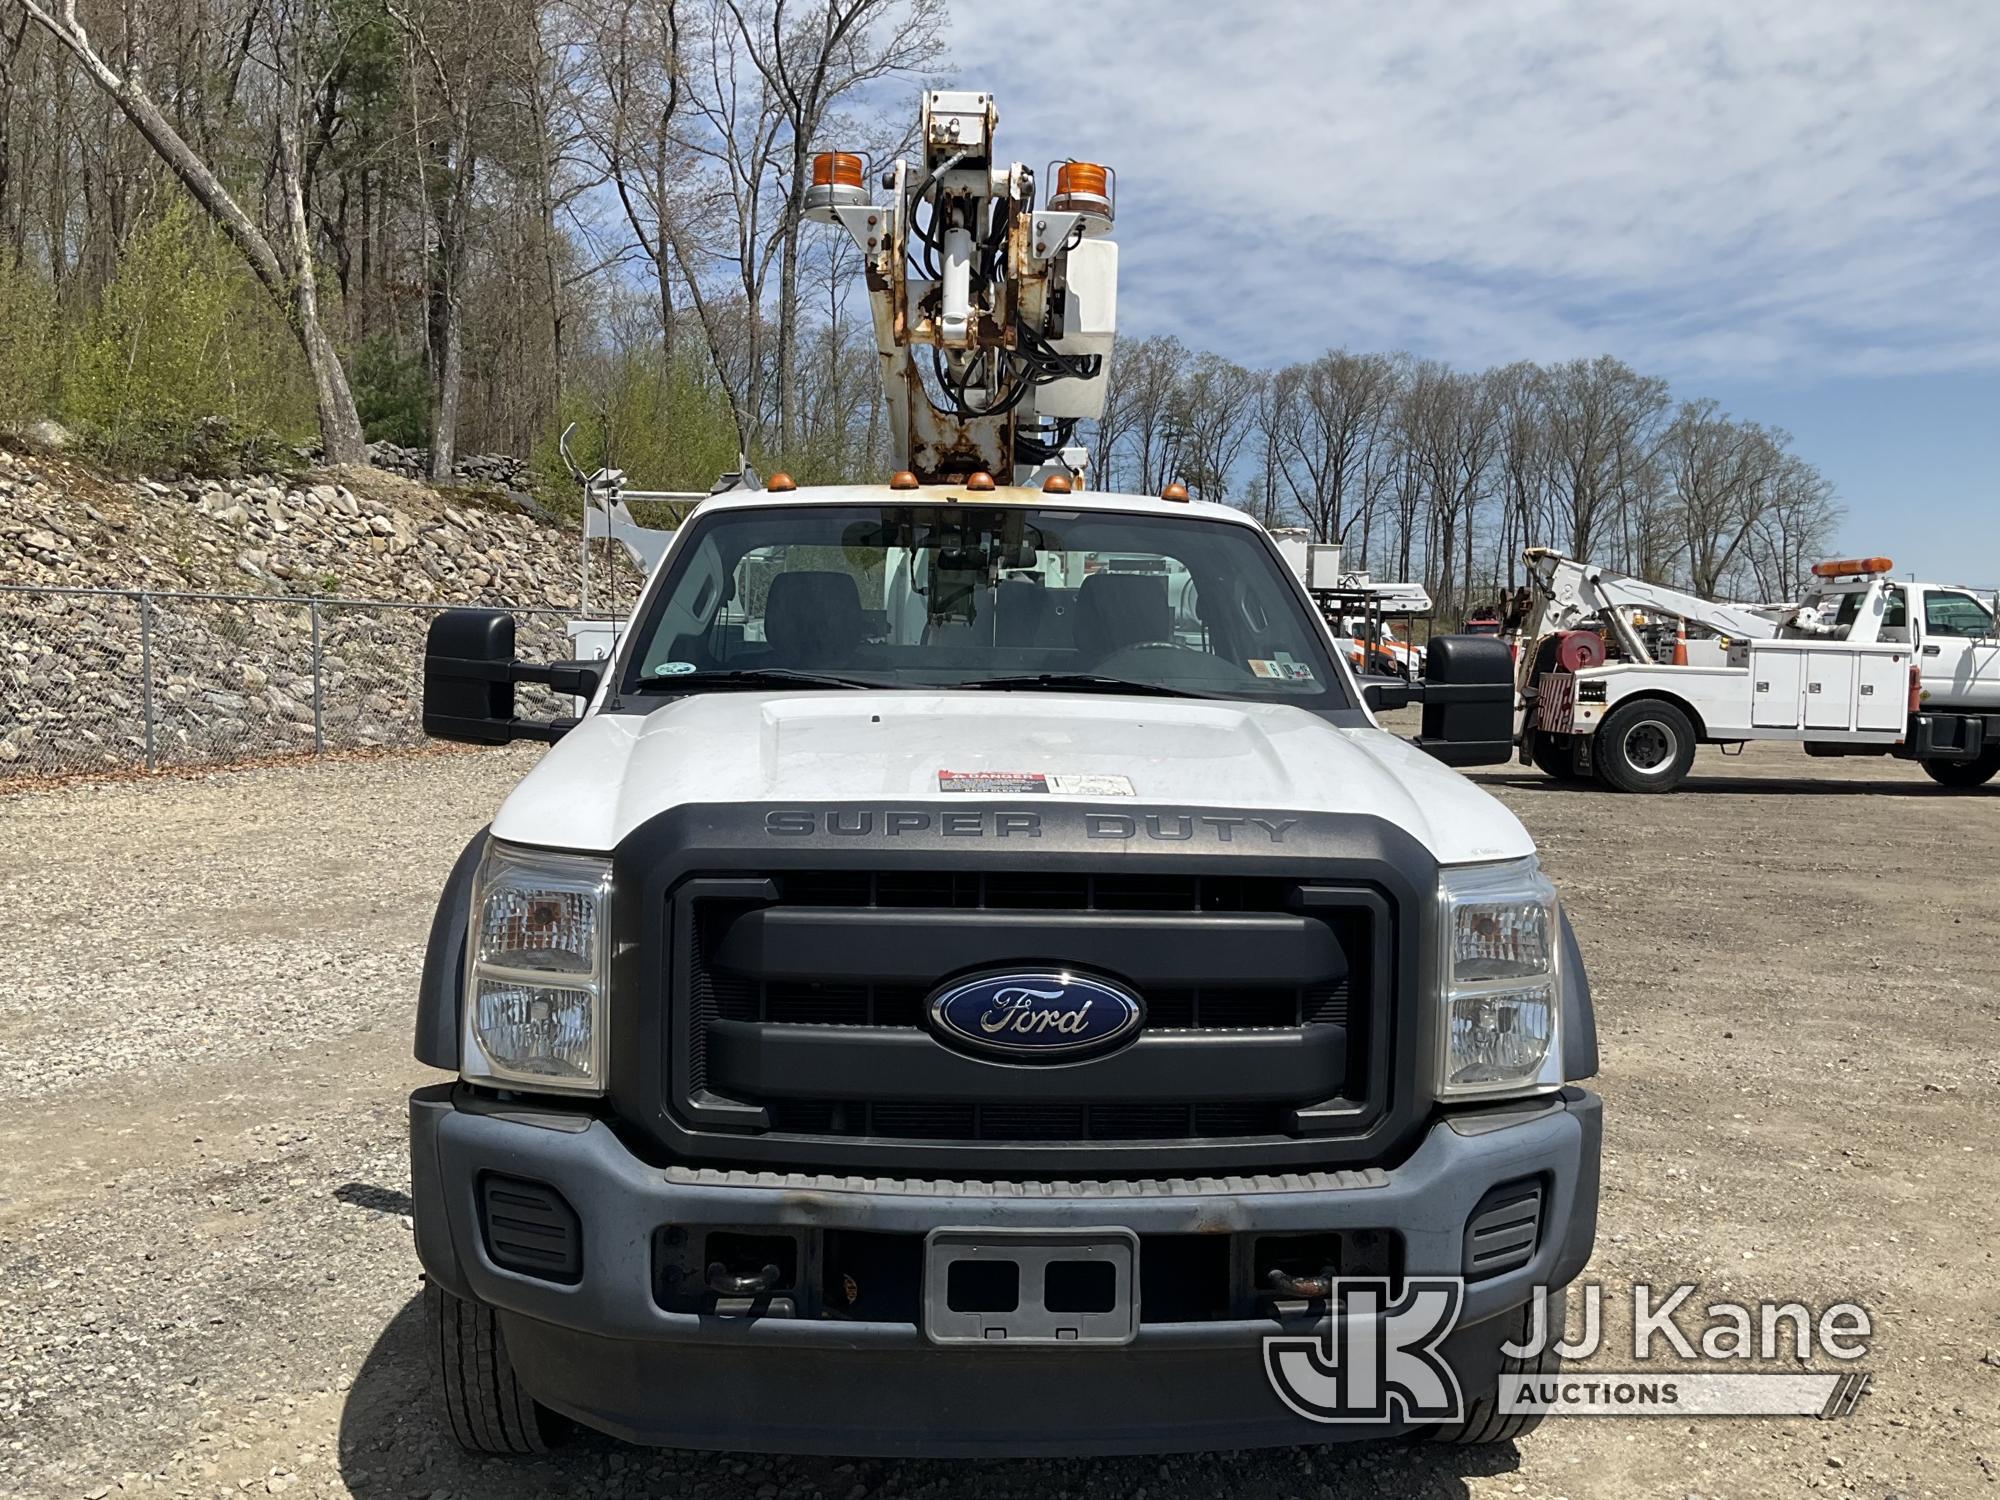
[{"left": 1522, "top": 548, "right": 1778, "bottom": 663}]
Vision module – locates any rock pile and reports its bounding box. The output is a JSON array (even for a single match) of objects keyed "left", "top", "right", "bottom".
[
  {"left": 361, "top": 442, "right": 535, "bottom": 491},
  {"left": 0, "top": 445, "right": 634, "bottom": 776}
]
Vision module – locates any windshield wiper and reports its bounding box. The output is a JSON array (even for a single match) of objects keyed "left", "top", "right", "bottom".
[
  {"left": 632, "top": 667, "right": 879, "bottom": 693},
  {"left": 953, "top": 673, "right": 1215, "bottom": 700}
]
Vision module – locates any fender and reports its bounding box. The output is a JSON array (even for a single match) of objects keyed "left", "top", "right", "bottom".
[
  {"left": 1560, "top": 907, "right": 1598, "bottom": 1081},
  {"left": 416, "top": 826, "right": 489, "bottom": 1069}
]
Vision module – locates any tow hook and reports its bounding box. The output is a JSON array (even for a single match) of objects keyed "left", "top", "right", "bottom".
[
  {"left": 707, "top": 1261, "right": 784, "bottom": 1296},
  {"left": 1265, "top": 1267, "right": 1335, "bottom": 1300}
]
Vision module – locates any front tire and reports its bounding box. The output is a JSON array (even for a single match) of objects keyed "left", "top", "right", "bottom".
[
  {"left": 1922, "top": 749, "right": 2000, "bottom": 788},
  {"left": 1428, "top": 1290, "right": 1567, "bottom": 1446},
  {"left": 426, "top": 1282, "right": 552, "bottom": 1455},
  {"left": 1593, "top": 699, "right": 1697, "bottom": 793}
]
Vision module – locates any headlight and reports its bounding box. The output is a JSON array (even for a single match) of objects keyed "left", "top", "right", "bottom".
[
  {"left": 462, "top": 842, "right": 611, "bottom": 1094},
  {"left": 1435, "top": 858, "right": 1563, "bottom": 1100}
]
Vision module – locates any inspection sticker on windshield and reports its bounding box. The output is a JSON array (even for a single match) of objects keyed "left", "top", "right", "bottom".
[
  {"left": 937, "top": 770, "right": 1134, "bottom": 796},
  {"left": 1250, "top": 658, "right": 1315, "bottom": 682}
]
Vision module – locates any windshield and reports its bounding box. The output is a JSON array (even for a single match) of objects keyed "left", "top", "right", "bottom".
[{"left": 619, "top": 502, "right": 1353, "bottom": 709}]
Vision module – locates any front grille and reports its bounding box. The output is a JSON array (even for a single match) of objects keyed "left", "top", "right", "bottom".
[
  {"left": 766, "top": 1100, "right": 1293, "bottom": 1141},
  {"left": 779, "top": 869, "right": 1299, "bottom": 913},
  {"left": 669, "top": 868, "right": 1388, "bottom": 1154},
  {"left": 723, "top": 978, "right": 1347, "bottom": 1030},
  {"left": 703, "top": 871, "right": 1350, "bottom": 1033}
]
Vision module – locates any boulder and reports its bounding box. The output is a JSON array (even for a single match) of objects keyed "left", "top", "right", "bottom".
[{"left": 22, "top": 418, "right": 75, "bottom": 451}]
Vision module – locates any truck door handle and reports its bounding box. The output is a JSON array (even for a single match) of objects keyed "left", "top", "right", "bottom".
[{"left": 1922, "top": 645, "right": 1941, "bottom": 656}]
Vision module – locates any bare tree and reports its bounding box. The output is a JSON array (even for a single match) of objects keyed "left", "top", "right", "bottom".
[
  {"left": 10, "top": 0, "right": 368, "bottom": 461},
  {"left": 1664, "top": 400, "right": 1787, "bottom": 597},
  {"left": 1087, "top": 339, "right": 1134, "bottom": 492},
  {"left": 0, "top": 7, "right": 28, "bottom": 261},
  {"left": 1542, "top": 355, "right": 1668, "bottom": 563},
  {"left": 720, "top": 0, "right": 943, "bottom": 455},
  {"left": 1119, "top": 335, "right": 1189, "bottom": 493},
  {"left": 1175, "top": 352, "right": 1257, "bottom": 503},
  {"left": 588, "top": 0, "right": 689, "bottom": 370},
  {"left": 387, "top": 0, "right": 508, "bottom": 479},
  {"left": 1277, "top": 349, "right": 1400, "bottom": 545},
  {"left": 1487, "top": 361, "right": 1549, "bottom": 587},
  {"left": 1740, "top": 454, "right": 1840, "bottom": 601},
  {"left": 1245, "top": 369, "right": 1291, "bottom": 528},
  {"left": 1398, "top": 362, "right": 1498, "bottom": 610},
  {"left": 680, "top": 0, "right": 792, "bottom": 458}
]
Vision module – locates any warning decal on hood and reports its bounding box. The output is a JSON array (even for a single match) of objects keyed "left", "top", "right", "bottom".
[{"left": 937, "top": 770, "right": 1135, "bottom": 796}]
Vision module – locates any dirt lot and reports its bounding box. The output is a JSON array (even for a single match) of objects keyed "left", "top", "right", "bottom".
[{"left": 2, "top": 742, "right": 1995, "bottom": 1500}]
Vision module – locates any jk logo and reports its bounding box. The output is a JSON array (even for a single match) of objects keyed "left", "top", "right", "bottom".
[{"left": 1262, "top": 1277, "right": 1467, "bottom": 1424}]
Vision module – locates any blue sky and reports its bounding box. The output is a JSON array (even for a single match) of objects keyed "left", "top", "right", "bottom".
[{"left": 944, "top": 0, "right": 2000, "bottom": 585}]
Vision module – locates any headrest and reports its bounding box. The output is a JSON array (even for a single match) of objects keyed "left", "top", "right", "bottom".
[
  {"left": 765, "top": 570, "right": 865, "bottom": 663},
  {"left": 1075, "top": 571, "right": 1171, "bottom": 656},
  {"left": 994, "top": 578, "right": 1051, "bottom": 646}
]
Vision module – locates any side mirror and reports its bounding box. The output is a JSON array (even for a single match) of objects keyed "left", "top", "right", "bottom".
[
  {"left": 1413, "top": 634, "right": 1515, "bottom": 766},
  {"left": 422, "top": 609, "right": 602, "bottom": 745}
]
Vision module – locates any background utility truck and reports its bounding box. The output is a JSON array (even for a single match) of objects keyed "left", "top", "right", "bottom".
[
  {"left": 408, "top": 89, "right": 1600, "bottom": 1457},
  {"left": 1519, "top": 549, "right": 2000, "bottom": 792}
]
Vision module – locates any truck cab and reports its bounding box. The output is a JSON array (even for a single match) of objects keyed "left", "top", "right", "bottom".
[{"left": 408, "top": 481, "right": 1601, "bottom": 1455}]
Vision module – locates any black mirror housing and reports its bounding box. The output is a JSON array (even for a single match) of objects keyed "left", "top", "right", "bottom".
[
  {"left": 424, "top": 609, "right": 518, "bottom": 744},
  {"left": 1414, "top": 634, "right": 1515, "bottom": 766},
  {"left": 423, "top": 610, "right": 597, "bottom": 745}
]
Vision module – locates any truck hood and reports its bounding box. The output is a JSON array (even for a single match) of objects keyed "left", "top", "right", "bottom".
[{"left": 489, "top": 691, "right": 1533, "bottom": 866}]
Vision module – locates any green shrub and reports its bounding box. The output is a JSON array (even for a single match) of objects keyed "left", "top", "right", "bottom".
[
  {"left": 533, "top": 355, "right": 745, "bottom": 508},
  {"left": 0, "top": 261, "right": 58, "bottom": 433},
  {"left": 64, "top": 199, "right": 316, "bottom": 467}
]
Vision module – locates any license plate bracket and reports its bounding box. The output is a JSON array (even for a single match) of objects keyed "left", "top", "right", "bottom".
[{"left": 922, "top": 1226, "right": 1139, "bottom": 1346}]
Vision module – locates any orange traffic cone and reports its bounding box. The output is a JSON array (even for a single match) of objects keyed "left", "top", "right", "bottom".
[{"left": 1671, "top": 623, "right": 1689, "bottom": 666}]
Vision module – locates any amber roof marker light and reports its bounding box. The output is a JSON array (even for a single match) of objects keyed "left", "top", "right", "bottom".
[
  {"left": 765, "top": 472, "right": 797, "bottom": 493},
  {"left": 889, "top": 470, "right": 921, "bottom": 491},
  {"left": 1161, "top": 481, "right": 1190, "bottom": 503},
  {"left": 1041, "top": 473, "right": 1073, "bottom": 494},
  {"left": 965, "top": 471, "right": 997, "bottom": 492}
]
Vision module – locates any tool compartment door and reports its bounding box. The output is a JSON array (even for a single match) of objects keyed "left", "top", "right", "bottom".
[
  {"left": 1804, "top": 652, "right": 1859, "bottom": 729},
  {"left": 1855, "top": 652, "right": 1908, "bottom": 732},
  {"left": 1750, "top": 646, "right": 1803, "bottom": 728}
]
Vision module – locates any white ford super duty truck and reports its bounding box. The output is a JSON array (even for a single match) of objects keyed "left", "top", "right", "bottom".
[
  {"left": 406, "top": 479, "right": 1601, "bottom": 1455},
  {"left": 403, "top": 86, "right": 1598, "bottom": 1458}
]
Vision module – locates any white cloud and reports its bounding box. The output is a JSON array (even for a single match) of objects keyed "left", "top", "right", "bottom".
[{"left": 944, "top": 0, "right": 2000, "bottom": 377}]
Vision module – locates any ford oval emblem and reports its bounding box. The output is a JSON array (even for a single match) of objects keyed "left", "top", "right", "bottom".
[{"left": 927, "top": 970, "right": 1145, "bottom": 1062}]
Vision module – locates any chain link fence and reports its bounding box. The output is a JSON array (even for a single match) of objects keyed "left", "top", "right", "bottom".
[{"left": 0, "top": 585, "right": 582, "bottom": 780}]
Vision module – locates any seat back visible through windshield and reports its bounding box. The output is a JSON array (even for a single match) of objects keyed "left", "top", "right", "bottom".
[{"left": 624, "top": 502, "right": 1353, "bottom": 710}]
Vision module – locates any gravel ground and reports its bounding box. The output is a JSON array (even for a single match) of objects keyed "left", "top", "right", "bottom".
[{"left": 1, "top": 740, "right": 1996, "bottom": 1499}]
